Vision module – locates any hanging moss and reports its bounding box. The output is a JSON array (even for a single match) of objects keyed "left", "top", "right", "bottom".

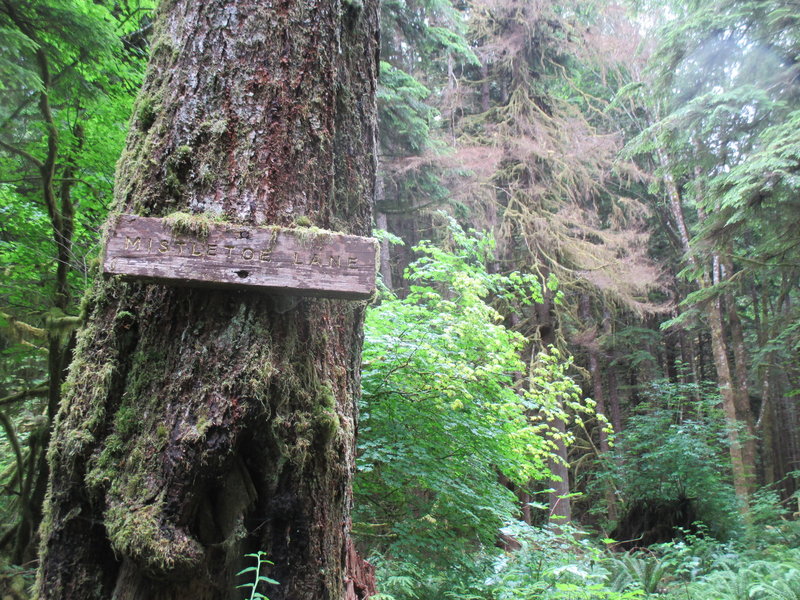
[{"left": 313, "top": 383, "right": 341, "bottom": 448}]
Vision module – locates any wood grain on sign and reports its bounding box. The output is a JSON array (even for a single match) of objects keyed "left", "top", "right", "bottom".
[{"left": 103, "top": 215, "right": 377, "bottom": 299}]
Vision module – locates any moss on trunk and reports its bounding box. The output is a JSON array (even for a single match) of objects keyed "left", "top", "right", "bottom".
[{"left": 36, "top": 0, "right": 378, "bottom": 598}]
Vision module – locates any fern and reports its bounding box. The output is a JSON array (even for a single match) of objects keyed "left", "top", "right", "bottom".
[
  {"left": 611, "top": 554, "right": 667, "bottom": 595},
  {"left": 236, "top": 552, "right": 279, "bottom": 600}
]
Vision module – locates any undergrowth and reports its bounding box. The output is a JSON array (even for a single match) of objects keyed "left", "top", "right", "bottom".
[{"left": 370, "top": 513, "right": 800, "bottom": 600}]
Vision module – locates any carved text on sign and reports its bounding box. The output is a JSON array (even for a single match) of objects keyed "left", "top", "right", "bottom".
[{"left": 103, "top": 215, "right": 377, "bottom": 299}]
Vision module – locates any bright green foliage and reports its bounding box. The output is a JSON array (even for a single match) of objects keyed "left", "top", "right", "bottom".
[
  {"left": 648, "top": 533, "right": 800, "bottom": 599},
  {"left": 469, "top": 521, "right": 800, "bottom": 600},
  {"left": 0, "top": 0, "right": 151, "bottom": 563},
  {"left": 355, "top": 219, "right": 593, "bottom": 597},
  {"left": 652, "top": 526, "right": 739, "bottom": 582},
  {"left": 0, "top": 0, "right": 149, "bottom": 315},
  {"left": 378, "top": 62, "right": 436, "bottom": 155},
  {"left": 610, "top": 554, "right": 668, "bottom": 596},
  {"left": 688, "top": 551, "right": 800, "bottom": 600}
]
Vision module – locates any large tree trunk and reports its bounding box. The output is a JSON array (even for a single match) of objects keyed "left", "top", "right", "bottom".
[{"left": 36, "top": 0, "right": 379, "bottom": 598}]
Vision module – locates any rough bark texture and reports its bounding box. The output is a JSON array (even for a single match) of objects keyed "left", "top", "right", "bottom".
[{"left": 36, "top": 0, "right": 379, "bottom": 598}]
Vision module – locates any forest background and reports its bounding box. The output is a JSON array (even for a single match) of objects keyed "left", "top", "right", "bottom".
[{"left": 1, "top": 0, "right": 799, "bottom": 598}]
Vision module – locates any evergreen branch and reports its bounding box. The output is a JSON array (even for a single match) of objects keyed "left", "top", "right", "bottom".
[{"left": 0, "top": 58, "right": 82, "bottom": 132}]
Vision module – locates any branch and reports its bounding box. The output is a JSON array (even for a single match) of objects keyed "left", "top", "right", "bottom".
[
  {"left": 0, "top": 411, "right": 25, "bottom": 500},
  {"left": 0, "top": 139, "right": 44, "bottom": 168},
  {"left": 0, "top": 58, "right": 82, "bottom": 132},
  {"left": 0, "top": 311, "right": 47, "bottom": 339},
  {"left": 0, "top": 385, "right": 49, "bottom": 409}
]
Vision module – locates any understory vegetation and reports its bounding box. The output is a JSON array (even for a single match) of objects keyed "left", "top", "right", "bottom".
[
  {"left": 355, "top": 223, "right": 800, "bottom": 600},
  {"left": 1, "top": 0, "right": 799, "bottom": 598}
]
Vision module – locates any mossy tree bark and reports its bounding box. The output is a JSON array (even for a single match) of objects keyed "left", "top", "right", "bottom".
[{"left": 36, "top": 0, "right": 379, "bottom": 598}]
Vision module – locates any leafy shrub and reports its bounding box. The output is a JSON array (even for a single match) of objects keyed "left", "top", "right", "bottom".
[
  {"left": 686, "top": 552, "right": 800, "bottom": 600},
  {"left": 601, "top": 379, "right": 740, "bottom": 539},
  {"left": 488, "top": 522, "right": 647, "bottom": 600},
  {"left": 354, "top": 219, "right": 594, "bottom": 598},
  {"left": 652, "top": 525, "right": 739, "bottom": 581}
]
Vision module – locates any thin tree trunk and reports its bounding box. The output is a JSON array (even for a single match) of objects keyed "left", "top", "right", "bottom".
[
  {"left": 677, "top": 323, "right": 701, "bottom": 403},
  {"left": 580, "top": 296, "right": 615, "bottom": 521},
  {"left": 547, "top": 416, "right": 572, "bottom": 524},
  {"left": 536, "top": 295, "right": 571, "bottom": 525},
  {"left": 659, "top": 150, "right": 752, "bottom": 507},
  {"left": 758, "top": 365, "right": 777, "bottom": 486},
  {"left": 720, "top": 254, "right": 757, "bottom": 487},
  {"left": 607, "top": 368, "right": 622, "bottom": 436},
  {"left": 37, "top": 1, "right": 379, "bottom": 598},
  {"left": 375, "top": 209, "right": 393, "bottom": 290},
  {"left": 604, "top": 310, "right": 623, "bottom": 435},
  {"left": 706, "top": 294, "right": 751, "bottom": 504}
]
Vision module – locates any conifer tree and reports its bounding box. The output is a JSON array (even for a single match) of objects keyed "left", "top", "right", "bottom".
[{"left": 35, "top": 0, "right": 379, "bottom": 597}]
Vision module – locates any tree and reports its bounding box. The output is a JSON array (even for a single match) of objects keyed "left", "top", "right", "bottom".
[
  {"left": 623, "top": 0, "right": 800, "bottom": 507},
  {"left": 443, "top": 0, "right": 665, "bottom": 524},
  {"left": 375, "top": 0, "right": 475, "bottom": 288},
  {"left": 0, "top": 0, "right": 150, "bottom": 564},
  {"left": 35, "top": 0, "right": 378, "bottom": 598}
]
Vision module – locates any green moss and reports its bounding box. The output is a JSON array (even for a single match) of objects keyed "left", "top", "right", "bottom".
[
  {"left": 149, "top": 36, "right": 176, "bottom": 62},
  {"left": 175, "top": 145, "right": 192, "bottom": 162},
  {"left": 200, "top": 118, "right": 228, "bottom": 137},
  {"left": 294, "top": 215, "right": 312, "bottom": 227},
  {"left": 313, "top": 383, "right": 341, "bottom": 445},
  {"left": 114, "top": 310, "right": 136, "bottom": 322},
  {"left": 135, "top": 96, "right": 158, "bottom": 132},
  {"left": 164, "top": 145, "right": 193, "bottom": 200},
  {"left": 155, "top": 423, "right": 169, "bottom": 445},
  {"left": 163, "top": 211, "right": 221, "bottom": 239},
  {"left": 292, "top": 224, "right": 336, "bottom": 247},
  {"left": 60, "top": 359, "right": 116, "bottom": 458},
  {"left": 105, "top": 498, "right": 204, "bottom": 577},
  {"left": 194, "top": 407, "right": 212, "bottom": 439},
  {"left": 114, "top": 405, "right": 139, "bottom": 437}
]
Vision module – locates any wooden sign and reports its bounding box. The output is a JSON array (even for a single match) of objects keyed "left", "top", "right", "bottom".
[{"left": 103, "top": 215, "right": 377, "bottom": 299}]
